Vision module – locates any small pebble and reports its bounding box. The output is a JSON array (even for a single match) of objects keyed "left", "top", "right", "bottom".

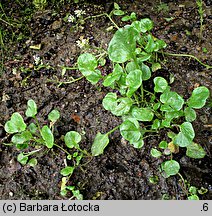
[{"left": 180, "top": 46, "right": 188, "bottom": 52}]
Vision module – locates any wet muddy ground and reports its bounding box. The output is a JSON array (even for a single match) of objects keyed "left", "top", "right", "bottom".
[{"left": 0, "top": 0, "right": 211, "bottom": 199}]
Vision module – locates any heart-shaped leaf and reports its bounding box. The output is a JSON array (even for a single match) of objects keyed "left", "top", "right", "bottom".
[
  {"left": 48, "top": 109, "right": 60, "bottom": 122},
  {"left": 25, "top": 99, "right": 37, "bottom": 117},
  {"left": 173, "top": 122, "right": 195, "bottom": 147},
  {"left": 5, "top": 112, "right": 26, "bottom": 134},
  {"left": 91, "top": 132, "right": 109, "bottom": 156},
  {"left": 154, "top": 77, "right": 168, "bottom": 93},
  {"left": 141, "top": 63, "right": 151, "bottom": 80}
]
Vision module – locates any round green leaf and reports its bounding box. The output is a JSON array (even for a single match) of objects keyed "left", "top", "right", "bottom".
[
  {"left": 159, "top": 141, "right": 168, "bottom": 149},
  {"left": 151, "top": 148, "right": 162, "bottom": 158},
  {"left": 160, "top": 90, "right": 184, "bottom": 110},
  {"left": 132, "top": 138, "right": 144, "bottom": 148},
  {"left": 139, "top": 18, "right": 153, "bottom": 32},
  {"left": 131, "top": 107, "right": 154, "bottom": 121},
  {"left": 41, "top": 125, "right": 54, "bottom": 148},
  {"left": 144, "top": 34, "right": 156, "bottom": 53},
  {"left": 188, "top": 195, "right": 199, "bottom": 200},
  {"left": 91, "top": 132, "right": 109, "bottom": 156},
  {"left": 112, "top": 97, "right": 133, "bottom": 116},
  {"left": 11, "top": 131, "right": 32, "bottom": 144},
  {"left": 60, "top": 166, "right": 75, "bottom": 176},
  {"left": 187, "top": 86, "right": 209, "bottom": 109},
  {"left": 174, "top": 122, "right": 195, "bottom": 147},
  {"left": 102, "top": 93, "right": 117, "bottom": 111},
  {"left": 64, "top": 131, "right": 81, "bottom": 149},
  {"left": 163, "top": 160, "right": 180, "bottom": 177},
  {"left": 120, "top": 118, "right": 141, "bottom": 144},
  {"left": 184, "top": 107, "right": 196, "bottom": 122},
  {"left": 186, "top": 142, "right": 206, "bottom": 159},
  {"left": 189, "top": 186, "right": 197, "bottom": 195},
  {"left": 25, "top": 99, "right": 37, "bottom": 117},
  {"left": 5, "top": 112, "right": 26, "bottom": 134},
  {"left": 48, "top": 109, "right": 60, "bottom": 122},
  {"left": 17, "top": 153, "right": 28, "bottom": 165},
  {"left": 28, "top": 158, "right": 38, "bottom": 167},
  {"left": 154, "top": 77, "right": 168, "bottom": 93},
  {"left": 126, "top": 62, "right": 137, "bottom": 73},
  {"left": 108, "top": 26, "right": 138, "bottom": 63},
  {"left": 77, "top": 53, "right": 97, "bottom": 71}
]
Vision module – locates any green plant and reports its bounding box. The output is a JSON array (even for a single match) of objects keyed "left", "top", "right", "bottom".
[
  {"left": 178, "top": 174, "right": 208, "bottom": 200},
  {"left": 75, "top": 11, "right": 210, "bottom": 178},
  {"left": 156, "top": 2, "right": 169, "bottom": 14},
  {"left": 196, "top": 0, "right": 204, "bottom": 40},
  {"left": 33, "top": 0, "right": 47, "bottom": 10},
  {"left": 3, "top": 99, "right": 89, "bottom": 199}
]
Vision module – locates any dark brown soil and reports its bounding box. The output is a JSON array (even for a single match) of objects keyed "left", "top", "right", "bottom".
[{"left": 0, "top": 0, "right": 211, "bottom": 200}]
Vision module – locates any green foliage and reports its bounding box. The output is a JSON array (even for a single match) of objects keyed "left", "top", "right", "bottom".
[
  {"left": 33, "top": 0, "right": 47, "bottom": 10},
  {"left": 187, "top": 86, "right": 209, "bottom": 109},
  {"left": 77, "top": 12, "right": 209, "bottom": 180},
  {"left": 5, "top": 113, "right": 26, "bottom": 133},
  {"left": 151, "top": 148, "right": 162, "bottom": 158},
  {"left": 173, "top": 122, "right": 195, "bottom": 147},
  {"left": 4, "top": 99, "right": 87, "bottom": 199},
  {"left": 26, "top": 99, "right": 37, "bottom": 117},
  {"left": 77, "top": 53, "right": 102, "bottom": 84},
  {"left": 186, "top": 142, "right": 206, "bottom": 159},
  {"left": 64, "top": 131, "right": 81, "bottom": 149},
  {"left": 48, "top": 109, "right": 60, "bottom": 122},
  {"left": 162, "top": 160, "right": 180, "bottom": 177},
  {"left": 41, "top": 125, "right": 54, "bottom": 148},
  {"left": 91, "top": 132, "right": 109, "bottom": 156}
]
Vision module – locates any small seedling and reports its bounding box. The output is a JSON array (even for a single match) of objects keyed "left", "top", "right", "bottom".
[
  {"left": 196, "top": 0, "right": 204, "bottom": 40},
  {"left": 3, "top": 99, "right": 89, "bottom": 199}
]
